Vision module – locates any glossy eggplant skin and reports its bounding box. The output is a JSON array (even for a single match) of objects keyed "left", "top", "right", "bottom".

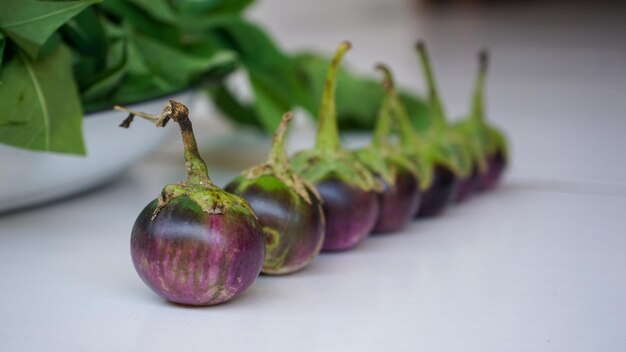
[
  {"left": 225, "top": 175, "right": 324, "bottom": 275},
  {"left": 455, "top": 165, "right": 479, "bottom": 203},
  {"left": 373, "top": 167, "right": 421, "bottom": 233},
  {"left": 315, "top": 176, "right": 379, "bottom": 252},
  {"left": 477, "top": 150, "right": 506, "bottom": 190},
  {"left": 416, "top": 165, "right": 458, "bottom": 218},
  {"left": 130, "top": 197, "right": 265, "bottom": 306}
]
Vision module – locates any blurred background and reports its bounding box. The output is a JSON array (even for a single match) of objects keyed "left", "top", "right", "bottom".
[{"left": 244, "top": 0, "right": 626, "bottom": 186}]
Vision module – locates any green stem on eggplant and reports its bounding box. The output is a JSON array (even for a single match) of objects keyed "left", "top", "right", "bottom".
[
  {"left": 115, "top": 101, "right": 212, "bottom": 187},
  {"left": 314, "top": 41, "right": 352, "bottom": 154},
  {"left": 470, "top": 49, "right": 488, "bottom": 123},
  {"left": 416, "top": 41, "right": 447, "bottom": 131}
]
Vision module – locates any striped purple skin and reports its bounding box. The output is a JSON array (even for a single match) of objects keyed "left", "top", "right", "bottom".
[
  {"left": 315, "top": 176, "right": 379, "bottom": 252},
  {"left": 416, "top": 165, "right": 459, "bottom": 218},
  {"left": 477, "top": 150, "right": 506, "bottom": 191},
  {"left": 373, "top": 168, "right": 422, "bottom": 234},
  {"left": 130, "top": 197, "right": 265, "bottom": 306},
  {"left": 225, "top": 175, "right": 325, "bottom": 275},
  {"left": 455, "top": 166, "right": 479, "bottom": 203}
]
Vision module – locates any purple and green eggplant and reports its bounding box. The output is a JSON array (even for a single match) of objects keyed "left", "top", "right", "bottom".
[
  {"left": 291, "top": 41, "right": 381, "bottom": 252},
  {"left": 225, "top": 112, "right": 325, "bottom": 275},
  {"left": 413, "top": 42, "right": 473, "bottom": 215},
  {"left": 354, "top": 65, "right": 424, "bottom": 233},
  {"left": 117, "top": 101, "right": 265, "bottom": 306},
  {"left": 455, "top": 50, "right": 509, "bottom": 191}
]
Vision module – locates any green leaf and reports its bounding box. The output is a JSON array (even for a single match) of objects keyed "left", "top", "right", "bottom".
[
  {"left": 213, "top": 19, "right": 312, "bottom": 130},
  {"left": 80, "top": 38, "right": 128, "bottom": 102},
  {"left": 129, "top": 31, "right": 236, "bottom": 87},
  {"left": 172, "top": 0, "right": 254, "bottom": 15},
  {"left": 248, "top": 69, "right": 291, "bottom": 131},
  {"left": 125, "top": 0, "right": 179, "bottom": 25},
  {"left": 0, "top": 33, "right": 6, "bottom": 78},
  {"left": 81, "top": 31, "right": 236, "bottom": 111},
  {"left": 0, "top": 46, "right": 85, "bottom": 154},
  {"left": 0, "top": 0, "right": 100, "bottom": 58},
  {"left": 207, "top": 84, "right": 259, "bottom": 126},
  {"left": 60, "top": 7, "right": 107, "bottom": 70}
]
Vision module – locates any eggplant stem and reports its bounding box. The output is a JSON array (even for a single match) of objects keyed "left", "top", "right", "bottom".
[
  {"left": 416, "top": 41, "right": 447, "bottom": 130},
  {"left": 371, "top": 64, "right": 396, "bottom": 147},
  {"left": 470, "top": 49, "right": 489, "bottom": 123},
  {"left": 315, "top": 41, "right": 351, "bottom": 153},
  {"left": 117, "top": 100, "right": 212, "bottom": 186},
  {"left": 268, "top": 112, "right": 293, "bottom": 167}
]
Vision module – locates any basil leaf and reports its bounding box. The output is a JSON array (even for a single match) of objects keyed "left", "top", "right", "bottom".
[
  {"left": 60, "top": 7, "right": 107, "bottom": 70},
  {"left": 99, "top": 0, "right": 183, "bottom": 46},
  {"left": 0, "top": 0, "right": 100, "bottom": 59},
  {"left": 172, "top": 0, "right": 254, "bottom": 15},
  {"left": 129, "top": 31, "right": 236, "bottom": 87},
  {"left": 80, "top": 38, "right": 128, "bottom": 102},
  {"left": 208, "top": 84, "right": 259, "bottom": 126},
  {"left": 125, "top": 0, "right": 179, "bottom": 25},
  {"left": 213, "top": 19, "right": 312, "bottom": 130},
  {"left": 0, "top": 33, "right": 6, "bottom": 78},
  {"left": 0, "top": 46, "right": 85, "bottom": 154},
  {"left": 248, "top": 69, "right": 291, "bottom": 131}
]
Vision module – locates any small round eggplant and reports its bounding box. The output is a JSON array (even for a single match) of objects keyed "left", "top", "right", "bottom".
[
  {"left": 131, "top": 197, "right": 264, "bottom": 305},
  {"left": 416, "top": 165, "right": 458, "bottom": 217},
  {"left": 118, "top": 101, "right": 265, "bottom": 306},
  {"left": 456, "top": 50, "right": 509, "bottom": 193},
  {"left": 454, "top": 165, "right": 479, "bottom": 202},
  {"left": 477, "top": 149, "right": 507, "bottom": 190},
  {"left": 316, "top": 176, "right": 379, "bottom": 250},
  {"left": 355, "top": 65, "right": 423, "bottom": 233},
  {"left": 410, "top": 42, "right": 473, "bottom": 216},
  {"left": 226, "top": 113, "right": 325, "bottom": 275},
  {"left": 372, "top": 167, "right": 421, "bottom": 233},
  {"left": 291, "top": 42, "right": 381, "bottom": 252}
]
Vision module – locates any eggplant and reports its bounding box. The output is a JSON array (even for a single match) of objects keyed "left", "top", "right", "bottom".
[{"left": 118, "top": 101, "right": 265, "bottom": 306}]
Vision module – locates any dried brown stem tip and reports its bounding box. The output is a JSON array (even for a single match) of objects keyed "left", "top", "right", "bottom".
[
  {"left": 479, "top": 49, "right": 489, "bottom": 73},
  {"left": 375, "top": 63, "right": 394, "bottom": 92},
  {"left": 115, "top": 100, "right": 190, "bottom": 129}
]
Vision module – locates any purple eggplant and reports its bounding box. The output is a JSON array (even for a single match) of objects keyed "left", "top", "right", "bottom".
[
  {"left": 454, "top": 166, "right": 480, "bottom": 202},
  {"left": 417, "top": 165, "right": 459, "bottom": 217},
  {"left": 412, "top": 42, "right": 473, "bottom": 216},
  {"left": 118, "top": 101, "right": 265, "bottom": 306},
  {"left": 456, "top": 50, "right": 509, "bottom": 192},
  {"left": 355, "top": 65, "right": 423, "bottom": 233},
  {"left": 478, "top": 149, "right": 507, "bottom": 190},
  {"left": 291, "top": 42, "right": 381, "bottom": 252},
  {"left": 225, "top": 113, "right": 325, "bottom": 275}
]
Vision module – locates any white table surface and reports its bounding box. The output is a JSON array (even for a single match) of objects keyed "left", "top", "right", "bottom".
[{"left": 2, "top": 1, "right": 626, "bottom": 351}]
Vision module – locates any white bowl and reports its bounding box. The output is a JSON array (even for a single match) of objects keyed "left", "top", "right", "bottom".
[{"left": 0, "top": 92, "right": 192, "bottom": 213}]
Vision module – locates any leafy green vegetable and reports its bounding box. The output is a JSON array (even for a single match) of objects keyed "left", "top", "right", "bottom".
[
  {"left": 0, "top": 45, "right": 85, "bottom": 154},
  {"left": 0, "top": 33, "right": 6, "bottom": 77},
  {"left": 213, "top": 18, "right": 312, "bottom": 131},
  {"left": 0, "top": 0, "right": 100, "bottom": 58},
  {"left": 0, "top": 0, "right": 427, "bottom": 155}
]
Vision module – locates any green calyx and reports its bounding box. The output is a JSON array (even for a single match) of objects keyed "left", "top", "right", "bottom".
[
  {"left": 374, "top": 64, "right": 433, "bottom": 189},
  {"left": 355, "top": 65, "right": 423, "bottom": 187},
  {"left": 456, "top": 49, "right": 509, "bottom": 169},
  {"left": 239, "top": 112, "right": 321, "bottom": 204},
  {"left": 291, "top": 41, "right": 380, "bottom": 193},
  {"left": 415, "top": 41, "right": 473, "bottom": 179},
  {"left": 116, "top": 100, "right": 254, "bottom": 219}
]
